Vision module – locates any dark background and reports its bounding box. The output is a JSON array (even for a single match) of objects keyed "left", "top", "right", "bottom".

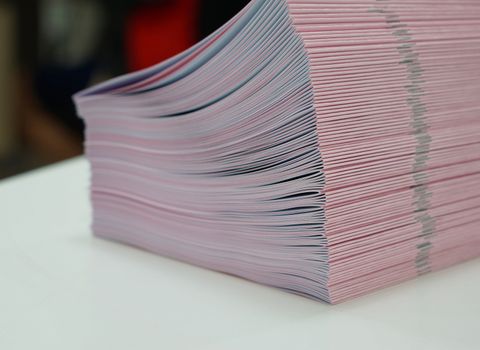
[{"left": 0, "top": 0, "right": 249, "bottom": 179}]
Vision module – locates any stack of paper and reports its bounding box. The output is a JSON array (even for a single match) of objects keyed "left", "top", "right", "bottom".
[{"left": 74, "top": 0, "right": 480, "bottom": 303}]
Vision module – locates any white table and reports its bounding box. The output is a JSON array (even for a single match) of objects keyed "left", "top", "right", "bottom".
[{"left": 1, "top": 157, "right": 479, "bottom": 350}]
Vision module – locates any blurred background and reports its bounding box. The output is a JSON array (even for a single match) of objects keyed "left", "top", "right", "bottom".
[{"left": 0, "top": 0, "right": 249, "bottom": 179}]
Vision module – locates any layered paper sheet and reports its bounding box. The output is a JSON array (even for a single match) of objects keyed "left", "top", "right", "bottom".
[{"left": 74, "top": 0, "right": 480, "bottom": 303}]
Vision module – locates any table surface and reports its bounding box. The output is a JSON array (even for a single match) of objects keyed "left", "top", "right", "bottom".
[{"left": 1, "top": 157, "right": 479, "bottom": 350}]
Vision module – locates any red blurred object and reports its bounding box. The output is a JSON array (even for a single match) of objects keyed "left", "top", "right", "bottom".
[{"left": 126, "top": 0, "right": 200, "bottom": 72}]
